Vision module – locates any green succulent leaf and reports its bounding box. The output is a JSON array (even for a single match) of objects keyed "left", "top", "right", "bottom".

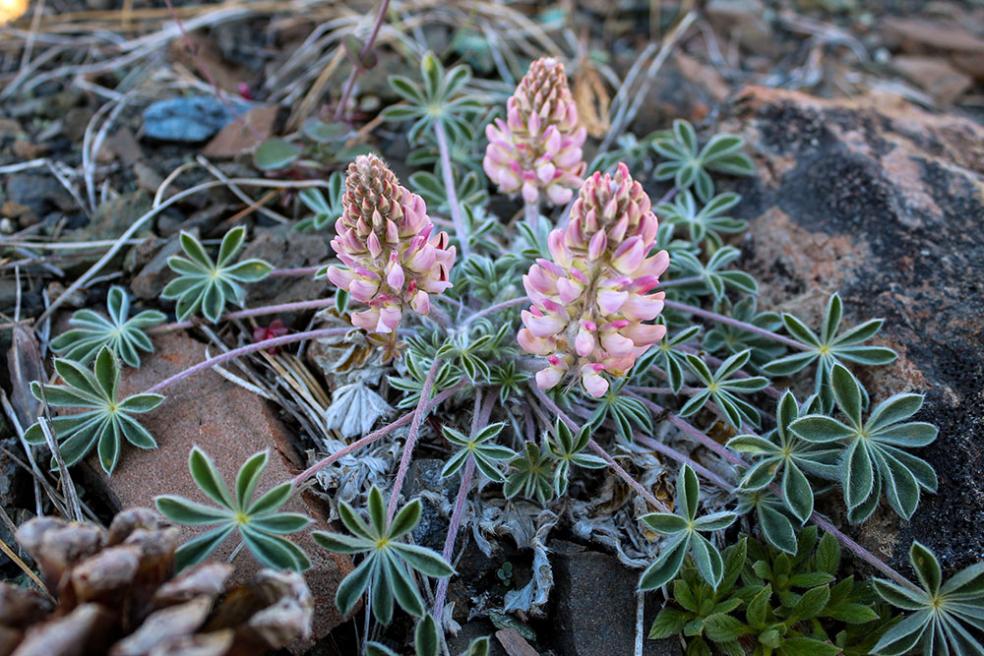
[
  {"left": 155, "top": 446, "right": 310, "bottom": 571},
  {"left": 25, "top": 347, "right": 163, "bottom": 474},
  {"left": 50, "top": 286, "right": 164, "bottom": 368},
  {"left": 313, "top": 486, "right": 454, "bottom": 624},
  {"left": 161, "top": 227, "right": 272, "bottom": 322}
]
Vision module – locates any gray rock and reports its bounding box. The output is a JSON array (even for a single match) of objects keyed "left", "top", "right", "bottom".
[
  {"left": 240, "top": 227, "right": 330, "bottom": 306},
  {"left": 549, "top": 541, "right": 681, "bottom": 656},
  {"left": 405, "top": 458, "right": 456, "bottom": 552},
  {"left": 4, "top": 174, "right": 75, "bottom": 218},
  {"left": 718, "top": 85, "right": 984, "bottom": 573}
]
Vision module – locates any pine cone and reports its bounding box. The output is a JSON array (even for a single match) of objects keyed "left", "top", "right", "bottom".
[
  {"left": 1, "top": 508, "right": 312, "bottom": 656},
  {"left": 518, "top": 163, "right": 669, "bottom": 397},
  {"left": 326, "top": 154, "right": 456, "bottom": 334},
  {"left": 484, "top": 57, "right": 587, "bottom": 206}
]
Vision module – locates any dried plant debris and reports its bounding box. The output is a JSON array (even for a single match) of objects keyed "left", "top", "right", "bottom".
[{"left": 1, "top": 508, "right": 311, "bottom": 656}]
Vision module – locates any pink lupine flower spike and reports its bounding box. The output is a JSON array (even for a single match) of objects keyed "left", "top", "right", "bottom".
[
  {"left": 484, "top": 58, "right": 587, "bottom": 214},
  {"left": 517, "top": 163, "right": 669, "bottom": 397},
  {"left": 326, "top": 155, "right": 456, "bottom": 334}
]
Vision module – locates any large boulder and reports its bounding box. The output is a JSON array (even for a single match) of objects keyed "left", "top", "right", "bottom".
[{"left": 719, "top": 86, "right": 984, "bottom": 571}]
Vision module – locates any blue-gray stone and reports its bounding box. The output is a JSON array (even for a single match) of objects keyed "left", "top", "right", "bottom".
[{"left": 142, "top": 95, "right": 251, "bottom": 143}]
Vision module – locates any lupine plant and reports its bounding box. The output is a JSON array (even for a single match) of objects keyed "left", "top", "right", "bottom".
[{"left": 21, "top": 43, "right": 981, "bottom": 656}]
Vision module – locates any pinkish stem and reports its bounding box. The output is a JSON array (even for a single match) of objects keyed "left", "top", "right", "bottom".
[
  {"left": 334, "top": 0, "right": 391, "bottom": 121},
  {"left": 462, "top": 296, "right": 529, "bottom": 326},
  {"left": 291, "top": 382, "right": 465, "bottom": 486},
  {"left": 150, "top": 298, "right": 338, "bottom": 334},
  {"left": 386, "top": 358, "right": 442, "bottom": 520},
  {"left": 531, "top": 386, "right": 669, "bottom": 512},
  {"left": 268, "top": 265, "right": 322, "bottom": 278},
  {"left": 145, "top": 327, "right": 350, "bottom": 394},
  {"left": 664, "top": 299, "right": 808, "bottom": 351},
  {"left": 434, "top": 121, "right": 471, "bottom": 259},
  {"left": 433, "top": 391, "right": 495, "bottom": 617}
]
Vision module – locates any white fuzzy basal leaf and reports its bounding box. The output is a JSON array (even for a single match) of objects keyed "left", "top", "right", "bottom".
[{"left": 324, "top": 383, "right": 393, "bottom": 438}]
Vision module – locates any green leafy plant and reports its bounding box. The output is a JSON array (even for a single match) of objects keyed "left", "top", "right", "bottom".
[
  {"left": 504, "top": 441, "right": 555, "bottom": 505},
  {"left": 50, "top": 286, "right": 165, "bottom": 368},
  {"left": 652, "top": 120, "right": 755, "bottom": 202},
  {"left": 672, "top": 247, "right": 758, "bottom": 301},
  {"left": 729, "top": 392, "right": 839, "bottom": 525},
  {"left": 313, "top": 486, "right": 454, "bottom": 624},
  {"left": 441, "top": 421, "right": 514, "bottom": 482},
  {"left": 736, "top": 490, "right": 801, "bottom": 556},
  {"left": 588, "top": 381, "right": 654, "bottom": 439},
  {"left": 25, "top": 347, "right": 163, "bottom": 474},
  {"left": 763, "top": 293, "right": 897, "bottom": 403},
  {"left": 639, "top": 464, "right": 737, "bottom": 590},
  {"left": 545, "top": 419, "right": 605, "bottom": 496},
  {"left": 162, "top": 227, "right": 272, "bottom": 322},
  {"left": 703, "top": 297, "right": 784, "bottom": 367},
  {"left": 155, "top": 447, "right": 311, "bottom": 571},
  {"left": 382, "top": 52, "right": 483, "bottom": 145},
  {"left": 296, "top": 170, "right": 345, "bottom": 231},
  {"left": 637, "top": 323, "right": 701, "bottom": 393},
  {"left": 873, "top": 541, "right": 984, "bottom": 655},
  {"left": 657, "top": 190, "right": 746, "bottom": 247},
  {"left": 681, "top": 350, "right": 769, "bottom": 429},
  {"left": 790, "top": 363, "right": 938, "bottom": 523},
  {"left": 650, "top": 528, "right": 887, "bottom": 656}
]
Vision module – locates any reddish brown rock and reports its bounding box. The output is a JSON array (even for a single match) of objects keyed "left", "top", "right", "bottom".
[{"left": 88, "top": 331, "right": 352, "bottom": 640}]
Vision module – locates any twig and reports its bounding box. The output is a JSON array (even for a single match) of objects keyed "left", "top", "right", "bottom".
[{"left": 334, "top": 0, "right": 391, "bottom": 121}]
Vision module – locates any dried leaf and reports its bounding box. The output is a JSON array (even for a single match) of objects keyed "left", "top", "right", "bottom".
[
  {"left": 324, "top": 383, "right": 393, "bottom": 438},
  {"left": 573, "top": 62, "right": 610, "bottom": 139},
  {"left": 6, "top": 324, "right": 43, "bottom": 429}
]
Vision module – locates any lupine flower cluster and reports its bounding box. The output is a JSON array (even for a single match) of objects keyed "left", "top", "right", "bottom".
[
  {"left": 483, "top": 57, "right": 587, "bottom": 207},
  {"left": 518, "top": 163, "right": 670, "bottom": 397},
  {"left": 326, "top": 155, "right": 456, "bottom": 333}
]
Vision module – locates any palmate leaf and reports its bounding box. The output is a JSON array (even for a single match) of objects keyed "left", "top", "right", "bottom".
[
  {"left": 545, "top": 419, "right": 605, "bottom": 496},
  {"left": 702, "top": 296, "right": 785, "bottom": 367},
  {"left": 24, "top": 347, "right": 164, "bottom": 474},
  {"left": 656, "top": 190, "right": 746, "bottom": 247},
  {"left": 155, "top": 447, "right": 311, "bottom": 572},
  {"left": 313, "top": 486, "right": 454, "bottom": 624},
  {"left": 639, "top": 465, "right": 737, "bottom": 590},
  {"left": 161, "top": 227, "right": 272, "bottom": 322},
  {"left": 503, "top": 442, "right": 555, "bottom": 505},
  {"left": 652, "top": 120, "right": 754, "bottom": 202},
  {"left": 382, "top": 52, "right": 482, "bottom": 147},
  {"left": 50, "top": 286, "right": 165, "bottom": 368},
  {"left": 671, "top": 247, "right": 758, "bottom": 302},
  {"left": 635, "top": 322, "right": 700, "bottom": 393},
  {"left": 763, "top": 293, "right": 897, "bottom": 406},
  {"left": 873, "top": 541, "right": 984, "bottom": 656},
  {"left": 441, "top": 421, "right": 514, "bottom": 483},
  {"left": 790, "top": 363, "right": 938, "bottom": 523},
  {"left": 728, "top": 392, "right": 840, "bottom": 525},
  {"left": 681, "top": 350, "right": 769, "bottom": 429}
]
